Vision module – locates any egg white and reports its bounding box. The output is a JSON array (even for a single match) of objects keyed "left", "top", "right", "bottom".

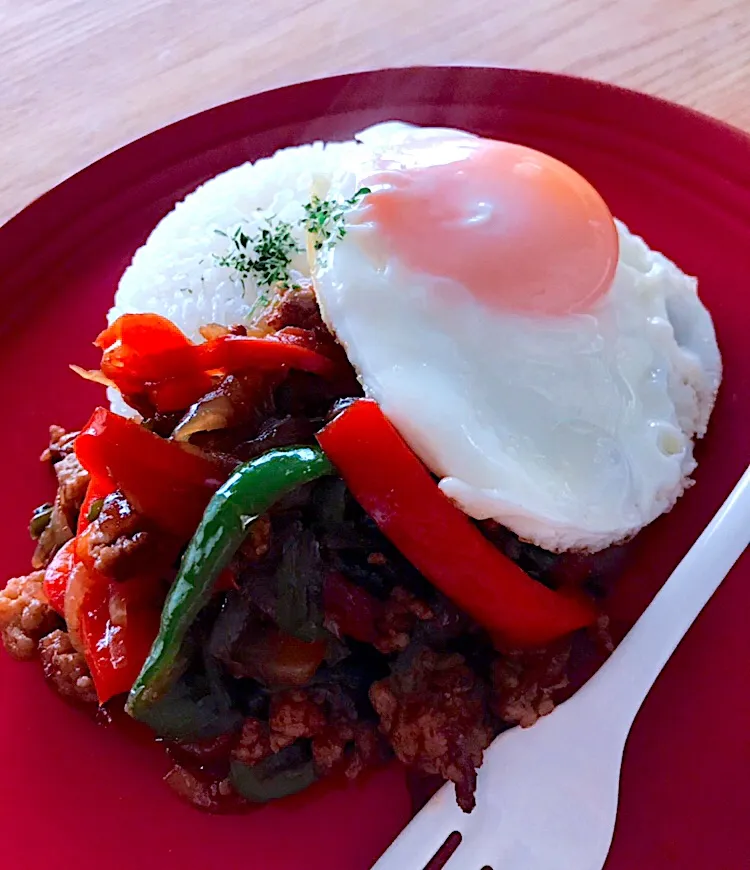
[{"left": 311, "top": 123, "right": 722, "bottom": 553}]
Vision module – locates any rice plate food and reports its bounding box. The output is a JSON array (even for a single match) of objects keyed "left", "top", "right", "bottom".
[{"left": 0, "top": 122, "right": 720, "bottom": 813}]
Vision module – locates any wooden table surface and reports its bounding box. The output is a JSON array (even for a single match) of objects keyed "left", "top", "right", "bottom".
[{"left": 2, "top": 0, "right": 749, "bottom": 225}]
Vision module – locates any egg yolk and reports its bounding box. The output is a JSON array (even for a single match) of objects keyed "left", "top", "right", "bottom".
[{"left": 359, "top": 137, "right": 619, "bottom": 315}]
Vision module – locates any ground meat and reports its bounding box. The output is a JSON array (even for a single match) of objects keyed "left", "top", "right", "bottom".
[
  {"left": 235, "top": 691, "right": 328, "bottom": 759},
  {"left": 268, "top": 689, "right": 327, "bottom": 751},
  {"left": 233, "top": 689, "right": 387, "bottom": 786},
  {"left": 237, "top": 514, "right": 271, "bottom": 563},
  {"left": 32, "top": 434, "right": 90, "bottom": 569},
  {"left": 312, "top": 720, "right": 387, "bottom": 780},
  {"left": 232, "top": 717, "right": 274, "bottom": 767},
  {"left": 491, "top": 642, "right": 571, "bottom": 728},
  {"left": 40, "top": 425, "right": 79, "bottom": 463},
  {"left": 265, "top": 286, "right": 362, "bottom": 405},
  {"left": 266, "top": 286, "right": 323, "bottom": 333},
  {"left": 164, "top": 765, "right": 246, "bottom": 813},
  {"left": 323, "top": 576, "right": 435, "bottom": 652},
  {"left": 167, "top": 733, "right": 236, "bottom": 766},
  {"left": 54, "top": 452, "right": 90, "bottom": 518},
  {"left": 84, "top": 491, "right": 167, "bottom": 581},
  {"left": 0, "top": 571, "right": 60, "bottom": 660},
  {"left": 38, "top": 629, "right": 97, "bottom": 704},
  {"left": 590, "top": 612, "right": 615, "bottom": 655},
  {"left": 91, "top": 531, "right": 153, "bottom": 580},
  {"left": 311, "top": 725, "right": 350, "bottom": 772},
  {"left": 370, "top": 648, "right": 494, "bottom": 812},
  {"left": 373, "top": 587, "right": 434, "bottom": 654},
  {"left": 343, "top": 722, "right": 391, "bottom": 779}
]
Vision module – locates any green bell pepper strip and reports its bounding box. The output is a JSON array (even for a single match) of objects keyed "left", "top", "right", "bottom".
[
  {"left": 126, "top": 445, "right": 333, "bottom": 720},
  {"left": 230, "top": 744, "right": 318, "bottom": 803},
  {"left": 29, "top": 502, "right": 53, "bottom": 539}
]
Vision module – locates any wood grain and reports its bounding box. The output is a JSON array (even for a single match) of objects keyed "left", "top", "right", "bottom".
[{"left": 2, "top": 0, "right": 749, "bottom": 224}]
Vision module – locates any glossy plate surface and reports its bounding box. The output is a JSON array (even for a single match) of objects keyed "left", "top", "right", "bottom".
[{"left": 0, "top": 67, "right": 748, "bottom": 870}]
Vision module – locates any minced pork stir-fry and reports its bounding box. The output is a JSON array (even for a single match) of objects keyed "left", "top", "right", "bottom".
[{"left": 0, "top": 287, "right": 617, "bottom": 813}]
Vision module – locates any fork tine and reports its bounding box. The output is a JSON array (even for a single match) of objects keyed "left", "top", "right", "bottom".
[
  {"left": 438, "top": 773, "right": 503, "bottom": 870},
  {"left": 371, "top": 782, "right": 471, "bottom": 869}
]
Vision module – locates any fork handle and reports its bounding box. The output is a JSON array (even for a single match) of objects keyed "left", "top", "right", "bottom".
[{"left": 580, "top": 466, "right": 750, "bottom": 727}]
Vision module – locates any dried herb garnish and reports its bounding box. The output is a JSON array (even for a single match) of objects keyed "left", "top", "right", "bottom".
[
  {"left": 215, "top": 221, "right": 300, "bottom": 288},
  {"left": 303, "top": 187, "right": 371, "bottom": 251},
  {"left": 214, "top": 187, "right": 371, "bottom": 293}
]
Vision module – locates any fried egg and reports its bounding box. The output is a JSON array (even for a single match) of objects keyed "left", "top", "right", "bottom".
[{"left": 310, "top": 122, "right": 722, "bottom": 552}]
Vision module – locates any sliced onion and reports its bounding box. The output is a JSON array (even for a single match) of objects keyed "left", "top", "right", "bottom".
[
  {"left": 69, "top": 364, "right": 115, "bottom": 388},
  {"left": 244, "top": 321, "right": 274, "bottom": 337},
  {"left": 199, "top": 323, "right": 230, "bottom": 341},
  {"left": 172, "top": 394, "right": 235, "bottom": 442}
]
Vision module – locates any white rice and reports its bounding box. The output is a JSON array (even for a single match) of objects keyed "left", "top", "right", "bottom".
[
  {"left": 110, "top": 139, "right": 362, "bottom": 341},
  {"left": 108, "top": 138, "right": 362, "bottom": 415}
]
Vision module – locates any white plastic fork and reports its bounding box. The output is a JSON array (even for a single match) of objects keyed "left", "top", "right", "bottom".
[{"left": 373, "top": 466, "right": 750, "bottom": 870}]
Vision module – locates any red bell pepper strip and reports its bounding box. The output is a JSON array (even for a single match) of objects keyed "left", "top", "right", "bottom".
[
  {"left": 44, "top": 475, "right": 116, "bottom": 615},
  {"left": 78, "top": 574, "right": 162, "bottom": 704},
  {"left": 96, "top": 313, "right": 207, "bottom": 375},
  {"left": 316, "top": 399, "right": 597, "bottom": 649},
  {"left": 43, "top": 535, "right": 163, "bottom": 702},
  {"left": 96, "top": 313, "right": 213, "bottom": 412},
  {"left": 41, "top": 451, "right": 166, "bottom": 703},
  {"left": 214, "top": 565, "right": 239, "bottom": 593},
  {"left": 197, "top": 334, "right": 337, "bottom": 379},
  {"left": 75, "top": 407, "right": 226, "bottom": 538},
  {"left": 43, "top": 538, "right": 77, "bottom": 616},
  {"left": 77, "top": 475, "right": 115, "bottom": 535},
  {"left": 322, "top": 571, "right": 381, "bottom": 644},
  {"left": 96, "top": 314, "right": 337, "bottom": 413}
]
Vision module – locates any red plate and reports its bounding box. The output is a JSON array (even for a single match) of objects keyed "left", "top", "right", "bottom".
[{"left": 1, "top": 67, "right": 748, "bottom": 870}]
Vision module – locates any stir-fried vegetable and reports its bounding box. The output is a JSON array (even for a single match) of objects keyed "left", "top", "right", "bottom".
[
  {"left": 45, "top": 542, "right": 163, "bottom": 704},
  {"left": 127, "top": 445, "right": 334, "bottom": 720},
  {"left": 207, "top": 592, "right": 328, "bottom": 688},
  {"left": 94, "top": 313, "right": 337, "bottom": 414},
  {"left": 44, "top": 472, "right": 116, "bottom": 618},
  {"left": 317, "top": 399, "right": 597, "bottom": 649},
  {"left": 322, "top": 570, "right": 381, "bottom": 644},
  {"left": 273, "top": 526, "right": 325, "bottom": 642},
  {"left": 228, "top": 627, "right": 328, "bottom": 688},
  {"left": 29, "top": 503, "right": 53, "bottom": 540},
  {"left": 96, "top": 313, "right": 212, "bottom": 412},
  {"left": 230, "top": 743, "right": 318, "bottom": 803},
  {"left": 77, "top": 574, "right": 162, "bottom": 703},
  {"left": 75, "top": 407, "right": 225, "bottom": 538},
  {"left": 198, "top": 333, "right": 336, "bottom": 379},
  {"left": 134, "top": 657, "right": 243, "bottom": 740},
  {"left": 43, "top": 474, "right": 166, "bottom": 703},
  {"left": 43, "top": 538, "right": 77, "bottom": 615},
  {"left": 78, "top": 476, "right": 115, "bottom": 534}
]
